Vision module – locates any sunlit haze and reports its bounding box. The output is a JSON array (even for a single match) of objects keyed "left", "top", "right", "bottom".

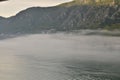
[{"left": 0, "top": 0, "right": 72, "bottom": 17}]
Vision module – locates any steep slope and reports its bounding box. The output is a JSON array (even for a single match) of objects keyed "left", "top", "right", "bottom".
[
  {"left": 60, "top": 0, "right": 120, "bottom": 6},
  {"left": 0, "top": 0, "right": 120, "bottom": 34}
]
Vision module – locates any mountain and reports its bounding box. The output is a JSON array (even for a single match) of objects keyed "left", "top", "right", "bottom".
[
  {"left": 60, "top": 0, "right": 120, "bottom": 6},
  {"left": 0, "top": 0, "right": 120, "bottom": 34}
]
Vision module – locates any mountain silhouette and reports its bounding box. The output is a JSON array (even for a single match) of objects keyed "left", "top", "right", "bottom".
[{"left": 0, "top": 0, "right": 120, "bottom": 35}]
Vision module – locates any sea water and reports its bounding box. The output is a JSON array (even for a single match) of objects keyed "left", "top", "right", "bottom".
[{"left": 0, "top": 33, "right": 120, "bottom": 80}]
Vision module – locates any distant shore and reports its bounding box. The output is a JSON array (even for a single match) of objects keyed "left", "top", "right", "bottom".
[
  {"left": 63, "top": 29, "right": 120, "bottom": 36},
  {"left": 0, "top": 29, "right": 120, "bottom": 40}
]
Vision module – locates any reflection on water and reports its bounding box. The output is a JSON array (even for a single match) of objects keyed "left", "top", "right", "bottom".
[{"left": 0, "top": 33, "right": 120, "bottom": 80}]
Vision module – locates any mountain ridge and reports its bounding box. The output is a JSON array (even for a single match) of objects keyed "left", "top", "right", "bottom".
[
  {"left": 0, "top": 0, "right": 120, "bottom": 34},
  {"left": 59, "top": 0, "right": 120, "bottom": 7}
]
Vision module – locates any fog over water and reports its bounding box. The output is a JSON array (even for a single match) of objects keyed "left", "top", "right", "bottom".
[{"left": 0, "top": 33, "right": 120, "bottom": 80}]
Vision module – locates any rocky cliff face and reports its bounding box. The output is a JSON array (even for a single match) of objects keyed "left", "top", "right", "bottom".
[{"left": 0, "top": 1, "right": 120, "bottom": 34}]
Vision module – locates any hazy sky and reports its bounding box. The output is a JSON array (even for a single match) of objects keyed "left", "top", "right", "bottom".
[{"left": 0, "top": 0, "right": 72, "bottom": 17}]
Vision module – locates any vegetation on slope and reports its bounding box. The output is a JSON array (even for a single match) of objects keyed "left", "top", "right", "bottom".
[
  {"left": 0, "top": 0, "right": 119, "bottom": 34},
  {"left": 60, "top": 0, "right": 120, "bottom": 7}
]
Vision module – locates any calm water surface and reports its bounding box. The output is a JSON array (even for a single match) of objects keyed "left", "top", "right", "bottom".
[{"left": 0, "top": 33, "right": 120, "bottom": 80}]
